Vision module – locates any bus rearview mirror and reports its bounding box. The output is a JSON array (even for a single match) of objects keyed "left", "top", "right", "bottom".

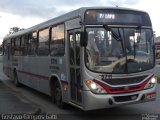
[{"left": 80, "top": 32, "right": 88, "bottom": 47}]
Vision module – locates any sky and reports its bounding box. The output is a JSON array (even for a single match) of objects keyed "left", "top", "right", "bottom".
[{"left": 0, "top": 0, "right": 160, "bottom": 44}]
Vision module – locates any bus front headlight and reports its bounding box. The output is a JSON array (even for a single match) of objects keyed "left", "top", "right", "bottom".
[
  {"left": 85, "top": 80, "right": 107, "bottom": 94},
  {"left": 144, "top": 77, "right": 157, "bottom": 89}
]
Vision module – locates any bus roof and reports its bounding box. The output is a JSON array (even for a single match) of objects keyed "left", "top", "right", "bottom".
[{"left": 3, "top": 7, "right": 148, "bottom": 40}]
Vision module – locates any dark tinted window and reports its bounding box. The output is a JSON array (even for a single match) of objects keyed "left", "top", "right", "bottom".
[
  {"left": 50, "top": 24, "right": 65, "bottom": 56},
  {"left": 13, "top": 38, "right": 22, "bottom": 56},
  {"left": 28, "top": 32, "right": 37, "bottom": 55},
  {"left": 21, "top": 35, "right": 28, "bottom": 56},
  {"left": 3, "top": 40, "right": 8, "bottom": 55},
  {"left": 38, "top": 28, "right": 49, "bottom": 56},
  {"left": 75, "top": 33, "right": 80, "bottom": 65},
  {"left": 69, "top": 34, "right": 74, "bottom": 65}
]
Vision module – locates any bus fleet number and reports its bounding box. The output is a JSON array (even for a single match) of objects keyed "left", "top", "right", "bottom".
[{"left": 100, "top": 74, "right": 112, "bottom": 80}]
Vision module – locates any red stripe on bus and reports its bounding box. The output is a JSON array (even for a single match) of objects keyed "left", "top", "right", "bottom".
[
  {"left": 93, "top": 75, "right": 153, "bottom": 94},
  {"left": 17, "top": 70, "right": 49, "bottom": 81}
]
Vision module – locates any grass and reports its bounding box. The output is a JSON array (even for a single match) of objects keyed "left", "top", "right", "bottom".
[{"left": 157, "top": 76, "right": 160, "bottom": 83}]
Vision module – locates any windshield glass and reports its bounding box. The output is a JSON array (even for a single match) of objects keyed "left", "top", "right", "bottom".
[{"left": 85, "top": 27, "right": 154, "bottom": 74}]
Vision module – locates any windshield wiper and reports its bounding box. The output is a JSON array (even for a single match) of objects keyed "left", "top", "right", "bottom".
[
  {"left": 103, "top": 25, "right": 128, "bottom": 72},
  {"left": 103, "top": 25, "right": 122, "bottom": 41},
  {"left": 103, "top": 25, "right": 125, "bottom": 52}
]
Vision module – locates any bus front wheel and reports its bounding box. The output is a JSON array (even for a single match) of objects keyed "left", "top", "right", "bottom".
[{"left": 54, "top": 81, "right": 65, "bottom": 108}]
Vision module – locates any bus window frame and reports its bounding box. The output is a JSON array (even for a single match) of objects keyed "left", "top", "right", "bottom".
[
  {"left": 21, "top": 35, "right": 29, "bottom": 56},
  {"left": 38, "top": 27, "right": 50, "bottom": 56},
  {"left": 13, "top": 37, "right": 22, "bottom": 56},
  {"left": 28, "top": 32, "right": 38, "bottom": 56},
  {"left": 50, "top": 23, "right": 65, "bottom": 57}
]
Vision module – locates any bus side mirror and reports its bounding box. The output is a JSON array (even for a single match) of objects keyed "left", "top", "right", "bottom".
[{"left": 80, "top": 32, "right": 88, "bottom": 47}]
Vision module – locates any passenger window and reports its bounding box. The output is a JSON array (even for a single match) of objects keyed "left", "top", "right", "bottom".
[
  {"left": 14, "top": 38, "right": 22, "bottom": 56},
  {"left": 50, "top": 24, "right": 65, "bottom": 56},
  {"left": 3, "top": 41, "right": 8, "bottom": 56},
  {"left": 76, "top": 33, "right": 80, "bottom": 65},
  {"left": 69, "top": 34, "right": 74, "bottom": 65},
  {"left": 28, "top": 32, "right": 37, "bottom": 55},
  {"left": 38, "top": 28, "right": 49, "bottom": 56},
  {"left": 21, "top": 35, "right": 28, "bottom": 56},
  {"left": 11, "top": 39, "right": 15, "bottom": 55}
]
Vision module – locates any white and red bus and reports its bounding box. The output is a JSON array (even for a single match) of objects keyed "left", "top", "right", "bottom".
[{"left": 3, "top": 7, "right": 157, "bottom": 110}]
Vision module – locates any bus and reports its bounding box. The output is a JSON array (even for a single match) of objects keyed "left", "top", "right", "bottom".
[{"left": 3, "top": 7, "right": 157, "bottom": 111}]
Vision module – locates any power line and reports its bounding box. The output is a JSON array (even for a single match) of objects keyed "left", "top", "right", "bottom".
[{"left": 113, "top": 4, "right": 119, "bottom": 7}]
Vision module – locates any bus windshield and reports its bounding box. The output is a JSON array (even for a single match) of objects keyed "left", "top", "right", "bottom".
[{"left": 85, "top": 27, "right": 154, "bottom": 74}]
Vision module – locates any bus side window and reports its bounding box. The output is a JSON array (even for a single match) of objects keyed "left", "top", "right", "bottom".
[
  {"left": 3, "top": 41, "right": 7, "bottom": 56},
  {"left": 21, "top": 35, "right": 28, "bottom": 56},
  {"left": 11, "top": 38, "right": 15, "bottom": 55},
  {"left": 69, "top": 34, "right": 74, "bottom": 65},
  {"left": 38, "top": 28, "right": 49, "bottom": 56},
  {"left": 14, "top": 37, "right": 21, "bottom": 56},
  {"left": 28, "top": 32, "right": 37, "bottom": 56},
  {"left": 50, "top": 24, "right": 65, "bottom": 56},
  {"left": 75, "top": 33, "right": 80, "bottom": 65}
]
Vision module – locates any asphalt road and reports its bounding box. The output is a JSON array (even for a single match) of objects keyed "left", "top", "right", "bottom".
[
  {"left": 0, "top": 82, "right": 37, "bottom": 114},
  {"left": 0, "top": 63, "right": 160, "bottom": 120},
  {"left": 4, "top": 81, "right": 160, "bottom": 120}
]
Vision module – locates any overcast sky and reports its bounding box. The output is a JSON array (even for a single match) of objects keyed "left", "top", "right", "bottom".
[{"left": 0, "top": 0, "right": 160, "bottom": 44}]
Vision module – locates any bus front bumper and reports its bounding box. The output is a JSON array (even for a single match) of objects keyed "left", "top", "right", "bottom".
[{"left": 82, "top": 87, "right": 156, "bottom": 111}]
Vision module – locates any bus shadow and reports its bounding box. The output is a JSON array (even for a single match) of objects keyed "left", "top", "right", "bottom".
[
  {"left": 59, "top": 107, "right": 143, "bottom": 120},
  {"left": 10, "top": 81, "right": 145, "bottom": 120}
]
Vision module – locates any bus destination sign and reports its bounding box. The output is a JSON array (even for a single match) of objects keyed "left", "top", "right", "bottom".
[
  {"left": 97, "top": 13, "right": 115, "bottom": 22},
  {"left": 85, "top": 9, "right": 151, "bottom": 26}
]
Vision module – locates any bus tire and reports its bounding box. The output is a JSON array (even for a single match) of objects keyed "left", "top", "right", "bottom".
[
  {"left": 54, "top": 81, "right": 65, "bottom": 108},
  {"left": 14, "top": 71, "right": 20, "bottom": 87}
]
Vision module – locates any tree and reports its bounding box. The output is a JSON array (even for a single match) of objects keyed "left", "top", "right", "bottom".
[{"left": 9, "top": 27, "right": 25, "bottom": 34}]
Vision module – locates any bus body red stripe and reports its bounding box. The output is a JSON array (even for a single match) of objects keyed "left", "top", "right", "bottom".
[
  {"left": 17, "top": 70, "right": 49, "bottom": 81},
  {"left": 93, "top": 76, "right": 152, "bottom": 94}
]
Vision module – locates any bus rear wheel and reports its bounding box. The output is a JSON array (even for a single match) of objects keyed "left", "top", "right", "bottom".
[{"left": 54, "top": 81, "right": 65, "bottom": 108}]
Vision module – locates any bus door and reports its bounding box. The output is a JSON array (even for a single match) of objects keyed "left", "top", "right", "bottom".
[{"left": 68, "top": 30, "right": 82, "bottom": 104}]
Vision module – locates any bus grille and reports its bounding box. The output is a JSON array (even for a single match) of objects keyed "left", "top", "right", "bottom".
[
  {"left": 103, "top": 75, "right": 147, "bottom": 85},
  {"left": 114, "top": 94, "right": 138, "bottom": 102}
]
